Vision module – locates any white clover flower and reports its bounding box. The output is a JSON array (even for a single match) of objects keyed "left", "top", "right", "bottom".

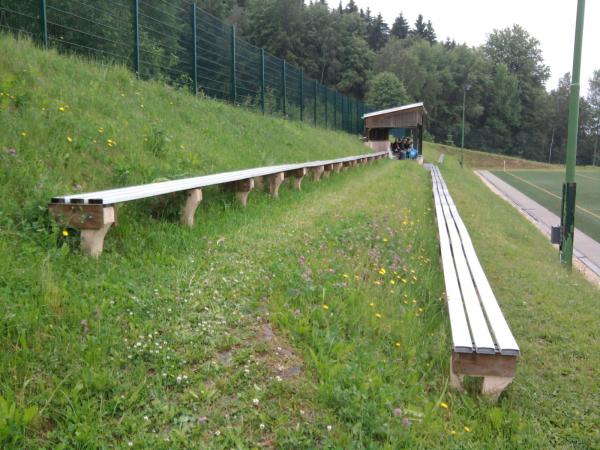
[
  {"left": 259, "top": 423, "right": 265, "bottom": 430},
  {"left": 327, "top": 425, "right": 332, "bottom": 432},
  {"left": 252, "top": 398, "right": 260, "bottom": 406}
]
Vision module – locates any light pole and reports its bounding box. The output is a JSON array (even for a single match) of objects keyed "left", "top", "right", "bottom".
[
  {"left": 460, "top": 84, "right": 470, "bottom": 168},
  {"left": 560, "top": 0, "right": 585, "bottom": 269}
]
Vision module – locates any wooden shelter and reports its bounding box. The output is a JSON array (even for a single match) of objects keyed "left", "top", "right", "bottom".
[{"left": 362, "top": 102, "right": 427, "bottom": 154}]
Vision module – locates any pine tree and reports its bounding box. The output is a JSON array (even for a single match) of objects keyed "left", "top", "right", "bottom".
[
  {"left": 390, "top": 13, "right": 409, "bottom": 39},
  {"left": 411, "top": 14, "right": 426, "bottom": 39},
  {"left": 366, "top": 13, "right": 389, "bottom": 51},
  {"left": 344, "top": 0, "right": 358, "bottom": 14},
  {"left": 424, "top": 20, "right": 436, "bottom": 43}
]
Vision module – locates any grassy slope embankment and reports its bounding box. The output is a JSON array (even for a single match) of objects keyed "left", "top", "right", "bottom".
[{"left": 0, "top": 36, "right": 366, "bottom": 230}]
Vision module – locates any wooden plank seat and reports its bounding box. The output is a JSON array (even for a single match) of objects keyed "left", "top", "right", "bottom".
[
  {"left": 49, "top": 151, "right": 387, "bottom": 256},
  {"left": 431, "top": 166, "right": 519, "bottom": 401}
]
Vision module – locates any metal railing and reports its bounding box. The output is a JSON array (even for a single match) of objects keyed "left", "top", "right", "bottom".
[{"left": 0, "top": 0, "right": 370, "bottom": 133}]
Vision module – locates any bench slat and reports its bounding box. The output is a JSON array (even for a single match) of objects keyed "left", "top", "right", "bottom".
[
  {"left": 52, "top": 152, "right": 386, "bottom": 205},
  {"left": 433, "top": 171, "right": 496, "bottom": 353},
  {"left": 432, "top": 187, "right": 474, "bottom": 353},
  {"left": 435, "top": 170, "right": 519, "bottom": 356}
]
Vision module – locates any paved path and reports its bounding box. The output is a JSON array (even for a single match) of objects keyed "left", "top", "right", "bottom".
[{"left": 476, "top": 170, "right": 600, "bottom": 278}]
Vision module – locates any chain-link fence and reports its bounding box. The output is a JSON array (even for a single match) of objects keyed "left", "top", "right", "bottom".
[{"left": 0, "top": 0, "right": 370, "bottom": 133}]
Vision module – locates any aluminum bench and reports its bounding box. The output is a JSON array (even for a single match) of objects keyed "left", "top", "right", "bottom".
[
  {"left": 431, "top": 166, "right": 519, "bottom": 401},
  {"left": 49, "top": 151, "right": 387, "bottom": 256}
]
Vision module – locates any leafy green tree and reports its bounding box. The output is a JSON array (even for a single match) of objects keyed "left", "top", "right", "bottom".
[
  {"left": 366, "top": 72, "right": 409, "bottom": 109},
  {"left": 391, "top": 13, "right": 409, "bottom": 39},
  {"left": 587, "top": 69, "right": 600, "bottom": 165}
]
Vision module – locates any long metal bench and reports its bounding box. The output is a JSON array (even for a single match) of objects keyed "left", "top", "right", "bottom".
[
  {"left": 49, "top": 151, "right": 387, "bottom": 256},
  {"left": 431, "top": 166, "right": 519, "bottom": 401}
]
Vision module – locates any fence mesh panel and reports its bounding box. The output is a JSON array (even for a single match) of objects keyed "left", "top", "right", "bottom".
[{"left": 0, "top": 0, "right": 370, "bottom": 132}]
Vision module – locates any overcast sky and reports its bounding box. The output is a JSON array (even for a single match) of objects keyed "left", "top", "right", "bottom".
[{"left": 352, "top": 0, "right": 599, "bottom": 96}]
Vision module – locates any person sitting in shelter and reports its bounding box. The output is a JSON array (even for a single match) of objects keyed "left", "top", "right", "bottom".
[
  {"left": 399, "top": 138, "right": 407, "bottom": 160},
  {"left": 390, "top": 138, "right": 399, "bottom": 156}
]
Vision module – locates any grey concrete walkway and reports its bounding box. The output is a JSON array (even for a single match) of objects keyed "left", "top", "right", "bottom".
[{"left": 476, "top": 170, "right": 600, "bottom": 279}]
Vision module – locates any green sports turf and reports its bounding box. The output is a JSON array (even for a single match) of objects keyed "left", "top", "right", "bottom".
[{"left": 491, "top": 169, "right": 600, "bottom": 243}]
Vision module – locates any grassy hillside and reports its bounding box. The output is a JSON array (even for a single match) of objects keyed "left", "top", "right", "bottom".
[
  {"left": 0, "top": 35, "right": 366, "bottom": 230},
  {"left": 425, "top": 142, "right": 553, "bottom": 170}
]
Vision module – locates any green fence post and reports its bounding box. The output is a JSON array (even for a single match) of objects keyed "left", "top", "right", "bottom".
[
  {"left": 324, "top": 87, "right": 328, "bottom": 128},
  {"left": 133, "top": 0, "right": 140, "bottom": 76},
  {"left": 39, "top": 0, "right": 48, "bottom": 49},
  {"left": 230, "top": 26, "right": 237, "bottom": 104},
  {"left": 281, "top": 59, "right": 287, "bottom": 117},
  {"left": 299, "top": 69, "right": 304, "bottom": 122},
  {"left": 260, "top": 48, "right": 265, "bottom": 114},
  {"left": 192, "top": 4, "right": 198, "bottom": 95},
  {"left": 313, "top": 80, "right": 317, "bottom": 126},
  {"left": 333, "top": 91, "right": 337, "bottom": 129}
]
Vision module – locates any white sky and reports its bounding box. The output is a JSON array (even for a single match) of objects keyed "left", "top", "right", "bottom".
[{"left": 353, "top": 0, "right": 599, "bottom": 96}]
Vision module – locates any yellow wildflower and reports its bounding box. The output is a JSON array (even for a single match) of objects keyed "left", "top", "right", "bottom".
[
  {"left": 20, "top": 131, "right": 27, "bottom": 137},
  {"left": 390, "top": 280, "right": 396, "bottom": 285},
  {"left": 98, "top": 127, "right": 104, "bottom": 133},
  {"left": 383, "top": 237, "right": 388, "bottom": 242},
  {"left": 464, "top": 426, "right": 471, "bottom": 433},
  {"left": 322, "top": 304, "right": 329, "bottom": 310},
  {"left": 450, "top": 430, "right": 457, "bottom": 436},
  {"left": 62, "top": 229, "right": 69, "bottom": 237},
  {"left": 440, "top": 402, "right": 448, "bottom": 409},
  {"left": 378, "top": 268, "right": 386, "bottom": 275},
  {"left": 180, "top": 144, "right": 185, "bottom": 150},
  {"left": 58, "top": 106, "right": 65, "bottom": 112},
  {"left": 369, "top": 302, "right": 375, "bottom": 307},
  {"left": 375, "top": 313, "right": 382, "bottom": 319},
  {"left": 395, "top": 342, "right": 401, "bottom": 347},
  {"left": 67, "top": 136, "right": 73, "bottom": 143},
  {"left": 342, "top": 274, "right": 349, "bottom": 278}
]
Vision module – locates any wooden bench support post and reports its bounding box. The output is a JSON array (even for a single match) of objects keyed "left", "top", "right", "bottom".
[
  {"left": 266, "top": 172, "right": 285, "bottom": 198},
  {"left": 81, "top": 223, "right": 112, "bottom": 257},
  {"left": 48, "top": 204, "right": 116, "bottom": 257},
  {"left": 225, "top": 178, "right": 254, "bottom": 207},
  {"left": 482, "top": 376, "right": 514, "bottom": 402},
  {"left": 449, "top": 356, "right": 465, "bottom": 391},
  {"left": 181, "top": 188, "right": 202, "bottom": 227},
  {"left": 311, "top": 165, "right": 324, "bottom": 181},
  {"left": 322, "top": 164, "right": 333, "bottom": 178},
  {"left": 288, "top": 168, "right": 307, "bottom": 190},
  {"left": 333, "top": 162, "right": 343, "bottom": 173},
  {"left": 451, "top": 353, "right": 516, "bottom": 402}
]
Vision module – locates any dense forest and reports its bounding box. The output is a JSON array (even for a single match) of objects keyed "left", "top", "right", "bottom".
[
  {"left": 224, "top": 0, "right": 598, "bottom": 165},
  {"left": 1, "top": 0, "right": 598, "bottom": 164}
]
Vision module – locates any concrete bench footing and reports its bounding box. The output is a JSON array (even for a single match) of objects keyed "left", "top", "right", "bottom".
[
  {"left": 181, "top": 188, "right": 203, "bottom": 227},
  {"left": 81, "top": 223, "right": 113, "bottom": 257},
  {"left": 450, "top": 353, "right": 516, "bottom": 402},
  {"left": 311, "top": 165, "right": 324, "bottom": 181},
  {"left": 267, "top": 172, "right": 284, "bottom": 198}
]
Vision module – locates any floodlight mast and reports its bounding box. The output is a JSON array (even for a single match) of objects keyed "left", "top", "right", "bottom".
[{"left": 560, "top": 0, "right": 586, "bottom": 269}]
